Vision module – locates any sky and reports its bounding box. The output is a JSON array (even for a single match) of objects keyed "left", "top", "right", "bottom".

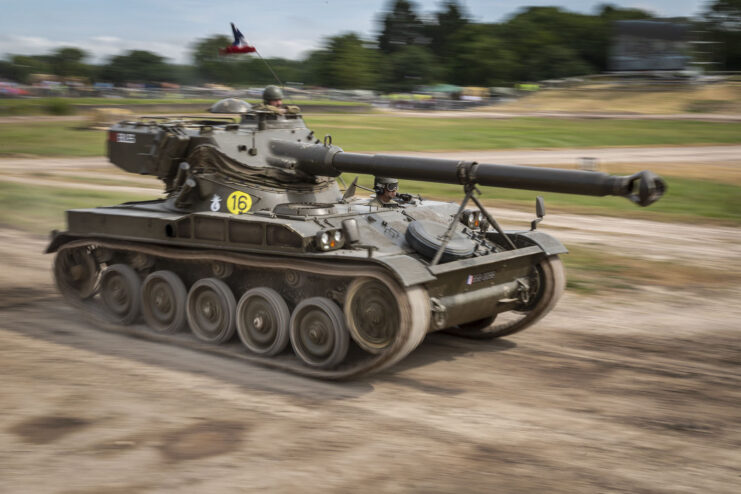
[{"left": 0, "top": 0, "right": 706, "bottom": 64}]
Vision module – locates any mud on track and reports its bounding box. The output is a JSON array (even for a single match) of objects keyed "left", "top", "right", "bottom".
[{"left": 0, "top": 217, "right": 740, "bottom": 493}]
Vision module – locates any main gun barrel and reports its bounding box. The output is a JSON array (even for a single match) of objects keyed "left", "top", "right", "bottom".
[{"left": 270, "top": 141, "right": 666, "bottom": 207}]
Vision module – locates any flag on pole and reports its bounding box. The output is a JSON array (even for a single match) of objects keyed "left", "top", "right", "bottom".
[{"left": 220, "top": 23, "right": 256, "bottom": 55}]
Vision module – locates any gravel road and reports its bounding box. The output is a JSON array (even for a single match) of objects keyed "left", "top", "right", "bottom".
[
  {"left": 1, "top": 147, "right": 739, "bottom": 492},
  {"left": 0, "top": 211, "right": 739, "bottom": 493}
]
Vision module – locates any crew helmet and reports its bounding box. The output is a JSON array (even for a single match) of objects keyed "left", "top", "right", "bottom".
[
  {"left": 374, "top": 176, "right": 399, "bottom": 194},
  {"left": 263, "top": 85, "right": 284, "bottom": 103}
]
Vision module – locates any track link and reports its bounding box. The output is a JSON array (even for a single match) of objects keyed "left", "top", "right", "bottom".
[{"left": 54, "top": 239, "right": 430, "bottom": 380}]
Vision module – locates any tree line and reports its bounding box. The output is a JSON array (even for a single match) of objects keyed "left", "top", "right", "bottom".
[{"left": 1, "top": 1, "right": 740, "bottom": 91}]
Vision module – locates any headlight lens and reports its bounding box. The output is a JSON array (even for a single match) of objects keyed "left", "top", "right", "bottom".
[
  {"left": 462, "top": 210, "right": 481, "bottom": 228},
  {"left": 316, "top": 230, "right": 344, "bottom": 251}
]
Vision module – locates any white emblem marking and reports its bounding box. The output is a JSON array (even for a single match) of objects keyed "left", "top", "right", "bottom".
[
  {"left": 116, "top": 133, "right": 136, "bottom": 144},
  {"left": 210, "top": 194, "right": 222, "bottom": 212}
]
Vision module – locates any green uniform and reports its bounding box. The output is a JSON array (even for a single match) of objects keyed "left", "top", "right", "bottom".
[
  {"left": 253, "top": 104, "right": 301, "bottom": 115},
  {"left": 367, "top": 196, "right": 398, "bottom": 208}
]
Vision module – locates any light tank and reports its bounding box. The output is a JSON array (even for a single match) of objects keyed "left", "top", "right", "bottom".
[{"left": 47, "top": 99, "right": 666, "bottom": 379}]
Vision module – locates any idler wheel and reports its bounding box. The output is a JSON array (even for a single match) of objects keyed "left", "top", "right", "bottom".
[
  {"left": 289, "top": 297, "right": 349, "bottom": 369},
  {"left": 187, "top": 278, "right": 236, "bottom": 344},
  {"left": 54, "top": 247, "right": 99, "bottom": 300},
  {"left": 344, "top": 278, "right": 399, "bottom": 354},
  {"left": 405, "top": 220, "right": 475, "bottom": 263},
  {"left": 141, "top": 270, "right": 188, "bottom": 334},
  {"left": 99, "top": 264, "right": 141, "bottom": 325},
  {"left": 447, "top": 255, "right": 565, "bottom": 339},
  {"left": 236, "top": 287, "right": 290, "bottom": 356}
]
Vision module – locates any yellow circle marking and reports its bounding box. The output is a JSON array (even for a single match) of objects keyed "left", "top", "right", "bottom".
[{"left": 226, "top": 191, "right": 252, "bottom": 214}]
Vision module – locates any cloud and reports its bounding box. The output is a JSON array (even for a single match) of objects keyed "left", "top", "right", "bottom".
[
  {"left": 0, "top": 32, "right": 320, "bottom": 64},
  {"left": 0, "top": 34, "right": 193, "bottom": 64},
  {"left": 0, "top": 35, "right": 59, "bottom": 54},
  {"left": 91, "top": 36, "right": 122, "bottom": 44},
  {"left": 254, "top": 38, "right": 321, "bottom": 60}
]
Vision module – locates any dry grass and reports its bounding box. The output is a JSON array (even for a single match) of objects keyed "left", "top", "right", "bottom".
[
  {"left": 569, "top": 161, "right": 741, "bottom": 186},
  {"left": 565, "top": 246, "right": 741, "bottom": 293},
  {"left": 497, "top": 81, "right": 741, "bottom": 114}
]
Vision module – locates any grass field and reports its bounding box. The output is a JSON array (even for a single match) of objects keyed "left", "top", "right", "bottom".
[
  {"left": 1, "top": 115, "right": 739, "bottom": 227},
  {"left": 343, "top": 174, "right": 741, "bottom": 225},
  {"left": 0, "top": 181, "right": 158, "bottom": 234},
  {"left": 496, "top": 81, "right": 741, "bottom": 114},
  {"left": 0, "top": 122, "right": 105, "bottom": 156},
  {"left": 3, "top": 117, "right": 741, "bottom": 157},
  {"left": 307, "top": 115, "right": 741, "bottom": 151},
  {"left": 0, "top": 98, "right": 365, "bottom": 116}
]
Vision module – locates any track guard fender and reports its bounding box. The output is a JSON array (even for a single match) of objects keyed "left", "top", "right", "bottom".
[
  {"left": 509, "top": 230, "right": 568, "bottom": 256},
  {"left": 45, "top": 230, "right": 80, "bottom": 254}
]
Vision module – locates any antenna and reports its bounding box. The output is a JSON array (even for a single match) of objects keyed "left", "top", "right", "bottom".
[{"left": 254, "top": 49, "right": 284, "bottom": 88}]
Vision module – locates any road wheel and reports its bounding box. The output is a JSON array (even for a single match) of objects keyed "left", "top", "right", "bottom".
[
  {"left": 290, "top": 297, "right": 349, "bottom": 369},
  {"left": 187, "top": 278, "right": 236, "bottom": 344},
  {"left": 100, "top": 264, "right": 141, "bottom": 324},
  {"left": 54, "top": 247, "right": 99, "bottom": 300},
  {"left": 236, "top": 287, "right": 290, "bottom": 356},
  {"left": 141, "top": 270, "right": 187, "bottom": 334},
  {"left": 344, "top": 278, "right": 399, "bottom": 354}
]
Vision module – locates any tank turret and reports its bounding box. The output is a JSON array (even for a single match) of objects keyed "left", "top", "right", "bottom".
[{"left": 48, "top": 104, "right": 667, "bottom": 379}]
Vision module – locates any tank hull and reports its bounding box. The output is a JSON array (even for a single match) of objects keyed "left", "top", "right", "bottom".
[
  {"left": 46, "top": 108, "right": 661, "bottom": 379},
  {"left": 49, "top": 202, "right": 566, "bottom": 329}
]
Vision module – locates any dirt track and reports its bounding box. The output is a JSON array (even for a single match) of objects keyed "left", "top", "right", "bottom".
[
  {"left": 1, "top": 148, "right": 740, "bottom": 492},
  {"left": 1, "top": 197, "right": 740, "bottom": 493}
]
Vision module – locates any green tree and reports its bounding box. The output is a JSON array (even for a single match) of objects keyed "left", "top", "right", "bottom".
[
  {"left": 384, "top": 45, "right": 440, "bottom": 91},
  {"left": 0, "top": 55, "right": 51, "bottom": 83},
  {"left": 308, "top": 33, "right": 379, "bottom": 89},
  {"left": 498, "top": 7, "right": 611, "bottom": 80},
  {"left": 702, "top": 0, "right": 741, "bottom": 69},
  {"left": 446, "top": 24, "right": 516, "bottom": 86},
  {"left": 99, "top": 50, "right": 172, "bottom": 84},
  {"left": 377, "top": 0, "right": 426, "bottom": 54},
  {"left": 191, "top": 35, "right": 304, "bottom": 86},
  {"left": 302, "top": 49, "right": 332, "bottom": 86},
  {"left": 427, "top": 0, "right": 469, "bottom": 62},
  {"left": 191, "top": 35, "right": 241, "bottom": 83},
  {"left": 49, "top": 47, "right": 89, "bottom": 77}
]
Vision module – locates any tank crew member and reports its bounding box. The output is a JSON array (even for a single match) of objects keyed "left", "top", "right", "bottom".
[
  {"left": 368, "top": 176, "right": 399, "bottom": 207},
  {"left": 257, "top": 85, "right": 300, "bottom": 115}
]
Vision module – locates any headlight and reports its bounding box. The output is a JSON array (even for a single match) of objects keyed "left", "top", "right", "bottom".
[
  {"left": 315, "top": 230, "right": 344, "bottom": 251},
  {"left": 462, "top": 210, "right": 481, "bottom": 229}
]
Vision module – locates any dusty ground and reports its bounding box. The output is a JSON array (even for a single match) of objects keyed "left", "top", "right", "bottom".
[{"left": 0, "top": 151, "right": 740, "bottom": 493}]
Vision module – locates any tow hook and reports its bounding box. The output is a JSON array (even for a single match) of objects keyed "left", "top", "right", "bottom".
[
  {"left": 516, "top": 279, "right": 531, "bottom": 305},
  {"left": 430, "top": 297, "right": 447, "bottom": 329}
]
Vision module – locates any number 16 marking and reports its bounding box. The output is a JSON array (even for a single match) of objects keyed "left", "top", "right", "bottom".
[{"left": 227, "top": 191, "right": 252, "bottom": 214}]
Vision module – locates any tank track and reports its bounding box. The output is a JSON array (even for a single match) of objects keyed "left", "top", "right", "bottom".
[{"left": 53, "top": 238, "right": 430, "bottom": 380}]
